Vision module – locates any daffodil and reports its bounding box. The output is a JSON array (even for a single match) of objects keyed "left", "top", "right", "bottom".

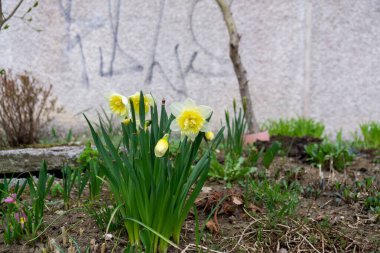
[
  {"left": 154, "top": 134, "right": 169, "bottom": 157},
  {"left": 109, "top": 93, "right": 129, "bottom": 117},
  {"left": 170, "top": 98, "right": 212, "bottom": 140},
  {"left": 205, "top": 131, "right": 214, "bottom": 141},
  {"left": 129, "top": 92, "right": 154, "bottom": 114}
]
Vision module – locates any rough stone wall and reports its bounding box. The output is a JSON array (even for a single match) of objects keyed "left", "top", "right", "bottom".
[{"left": 0, "top": 0, "right": 379, "bottom": 137}]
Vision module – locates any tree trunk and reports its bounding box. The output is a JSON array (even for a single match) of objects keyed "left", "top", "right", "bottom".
[{"left": 215, "top": 0, "right": 259, "bottom": 133}]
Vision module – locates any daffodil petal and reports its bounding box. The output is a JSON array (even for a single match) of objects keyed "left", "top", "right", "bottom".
[
  {"left": 170, "top": 121, "right": 180, "bottom": 131},
  {"left": 200, "top": 122, "right": 210, "bottom": 132},
  {"left": 198, "top": 105, "right": 212, "bottom": 119},
  {"left": 121, "top": 96, "right": 129, "bottom": 106},
  {"left": 170, "top": 102, "right": 184, "bottom": 117},
  {"left": 183, "top": 98, "right": 196, "bottom": 109}
]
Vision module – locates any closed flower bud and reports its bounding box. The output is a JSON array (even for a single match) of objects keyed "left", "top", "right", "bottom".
[
  {"left": 154, "top": 134, "right": 169, "bottom": 157},
  {"left": 205, "top": 131, "right": 214, "bottom": 141},
  {"left": 122, "top": 118, "right": 132, "bottom": 125}
]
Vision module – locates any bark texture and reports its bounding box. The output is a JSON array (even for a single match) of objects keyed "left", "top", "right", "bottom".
[{"left": 215, "top": 0, "right": 259, "bottom": 133}]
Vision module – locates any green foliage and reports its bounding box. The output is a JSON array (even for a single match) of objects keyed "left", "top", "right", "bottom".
[
  {"left": 86, "top": 91, "right": 223, "bottom": 252},
  {"left": 95, "top": 107, "right": 123, "bottom": 145},
  {"left": 247, "top": 179, "right": 301, "bottom": 221},
  {"left": 365, "top": 192, "right": 380, "bottom": 216},
  {"left": 209, "top": 142, "right": 281, "bottom": 182},
  {"left": 0, "top": 178, "right": 27, "bottom": 243},
  {"left": 25, "top": 161, "right": 54, "bottom": 238},
  {"left": 224, "top": 99, "right": 246, "bottom": 157},
  {"left": 305, "top": 133, "right": 355, "bottom": 172},
  {"left": 62, "top": 165, "right": 79, "bottom": 209},
  {"left": 76, "top": 167, "right": 89, "bottom": 201},
  {"left": 263, "top": 117, "right": 325, "bottom": 138},
  {"left": 50, "top": 182, "right": 63, "bottom": 197},
  {"left": 77, "top": 142, "right": 99, "bottom": 169},
  {"left": 209, "top": 153, "right": 257, "bottom": 182},
  {"left": 86, "top": 202, "right": 123, "bottom": 232},
  {"left": 0, "top": 176, "right": 27, "bottom": 212},
  {"left": 88, "top": 160, "right": 103, "bottom": 200},
  {"left": 353, "top": 121, "right": 380, "bottom": 149},
  {"left": 262, "top": 141, "right": 281, "bottom": 169}
]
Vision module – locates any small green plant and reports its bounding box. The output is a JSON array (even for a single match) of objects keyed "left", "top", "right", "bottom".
[
  {"left": 209, "top": 153, "right": 256, "bottom": 182},
  {"left": 77, "top": 141, "right": 99, "bottom": 169},
  {"left": 305, "top": 133, "right": 355, "bottom": 172},
  {"left": 86, "top": 202, "right": 123, "bottom": 232},
  {"left": 62, "top": 165, "right": 79, "bottom": 210},
  {"left": 224, "top": 99, "right": 246, "bottom": 157},
  {"left": 25, "top": 161, "right": 54, "bottom": 239},
  {"left": 209, "top": 142, "right": 280, "bottom": 182},
  {"left": 262, "top": 117, "right": 325, "bottom": 138},
  {"left": 353, "top": 121, "right": 380, "bottom": 149},
  {"left": 76, "top": 168, "right": 89, "bottom": 201},
  {"left": 88, "top": 160, "right": 103, "bottom": 200},
  {"left": 365, "top": 192, "right": 380, "bottom": 216},
  {"left": 50, "top": 182, "right": 63, "bottom": 197},
  {"left": 247, "top": 179, "right": 301, "bottom": 221},
  {"left": 0, "top": 176, "right": 27, "bottom": 212},
  {"left": 1, "top": 181, "right": 27, "bottom": 244}
]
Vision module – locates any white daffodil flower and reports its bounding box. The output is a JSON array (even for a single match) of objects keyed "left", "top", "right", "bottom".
[
  {"left": 109, "top": 93, "right": 129, "bottom": 117},
  {"left": 170, "top": 98, "right": 212, "bottom": 140}
]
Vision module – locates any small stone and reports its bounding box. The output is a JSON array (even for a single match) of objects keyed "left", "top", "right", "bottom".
[{"left": 104, "top": 234, "right": 113, "bottom": 241}]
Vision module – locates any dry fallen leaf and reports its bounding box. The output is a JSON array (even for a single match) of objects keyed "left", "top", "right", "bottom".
[
  {"left": 248, "top": 203, "right": 263, "bottom": 213},
  {"left": 206, "top": 220, "right": 219, "bottom": 234},
  {"left": 201, "top": 186, "right": 213, "bottom": 194},
  {"left": 231, "top": 196, "right": 243, "bottom": 206}
]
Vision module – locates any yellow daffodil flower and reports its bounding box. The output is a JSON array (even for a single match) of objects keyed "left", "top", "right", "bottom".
[
  {"left": 109, "top": 93, "right": 129, "bottom": 117},
  {"left": 170, "top": 98, "right": 212, "bottom": 140},
  {"left": 205, "top": 131, "right": 214, "bottom": 141},
  {"left": 129, "top": 92, "right": 154, "bottom": 114},
  {"left": 154, "top": 134, "right": 169, "bottom": 157}
]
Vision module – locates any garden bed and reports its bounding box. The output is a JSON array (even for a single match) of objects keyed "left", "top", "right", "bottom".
[{"left": 0, "top": 143, "right": 378, "bottom": 253}]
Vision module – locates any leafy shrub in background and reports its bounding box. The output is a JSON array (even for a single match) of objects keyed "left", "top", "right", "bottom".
[
  {"left": 353, "top": 121, "right": 380, "bottom": 149},
  {"left": 0, "top": 71, "right": 62, "bottom": 147},
  {"left": 305, "top": 133, "right": 355, "bottom": 172},
  {"left": 262, "top": 117, "right": 325, "bottom": 138}
]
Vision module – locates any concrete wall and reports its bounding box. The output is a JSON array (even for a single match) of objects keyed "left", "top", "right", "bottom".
[{"left": 1, "top": 0, "right": 379, "bottom": 137}]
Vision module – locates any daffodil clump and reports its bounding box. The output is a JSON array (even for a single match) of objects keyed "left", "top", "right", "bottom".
[{"left": 86, "top": 91, "right": 223, "bottom": 253}]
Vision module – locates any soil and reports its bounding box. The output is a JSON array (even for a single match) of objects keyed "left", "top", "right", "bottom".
[
  {"left": 0, "top": 139, "right": 379, "bottom": 253},
  {"left": 255, "top": 136, "right": 322, "bottom": 160}
]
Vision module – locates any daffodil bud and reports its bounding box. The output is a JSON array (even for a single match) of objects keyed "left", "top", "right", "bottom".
[
  {"left": 144, "top": 120, "right": 152, "bottom": 130},
  {"left": 205, "top": 131, "right": 214, "bottom": 141},
  {"left": 154, "top": 134, "right": 169, "bottom": 157},
  {"left": 122, "top": 118, "right": 132, "bottom": 125}
]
